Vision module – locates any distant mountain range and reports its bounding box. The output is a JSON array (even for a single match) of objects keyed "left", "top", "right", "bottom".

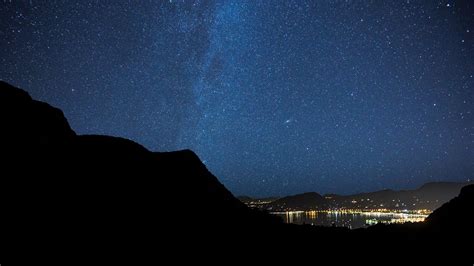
[{"left": 239, "top": 181, "right": 473, "bottom": 211}]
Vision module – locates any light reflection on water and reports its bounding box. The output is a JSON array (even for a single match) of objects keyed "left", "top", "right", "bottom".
[{"left": 270, "top": 211, "right": 428, "bottom": 229}]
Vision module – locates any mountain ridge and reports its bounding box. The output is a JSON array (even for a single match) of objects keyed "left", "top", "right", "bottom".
[
  {"left": 2, "top": 80, "right": 473, "bottom": 261},
  {"left": 240, "top": 181, "right": 472, "bottom": 211},
  {"left": 0, "top": 81, "right": 281, "bottom": 235}
]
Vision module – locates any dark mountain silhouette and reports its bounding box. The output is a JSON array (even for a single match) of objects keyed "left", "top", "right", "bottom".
[
  {"left": 363, "top": 184, "right": 474, "bottom": 262},
  {"left": 326, "top": 182, "right": 472, "bottom": 210},
  {"left": 1, "top": 81, "right": 281, "bottom": 258},
  {"left": 2, "top": 81, "right": 472, "bottom": 262},
  {"left": 268, "top": 192, "right": 327, "bottom": 210},
  {"left": 0, "top": 81, "right": 274, "bottom": 222},
  {"left": 425, "top": 184, "right": 474, "bottom": 233},
  {"left": 256, "top": 181, "right": 472, "bottom": 211}
]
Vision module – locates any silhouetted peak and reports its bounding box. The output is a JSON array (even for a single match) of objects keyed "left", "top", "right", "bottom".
[
  {"left": 268, "top": 191, "right": 327, "bottom": 211},
  {"left": 459, "top": 184, "right": 474, "bottom": 197},
  {"left": 277, "top": 192, "right": 324, "bottom": 201},
  {"left": 299, "top": 192, "right": 323, "bottom": 198},
  {"left": 417, "top": 181, "right": 463, "bottom": 190},
  {"left": 1, "top": 81, "right": 75, "bottom": 155},
  {"left": 0, "top": 80, "right": 32, "bottom": 101},
  {"left": 367, "top": 189, "right": 394, "bottom": 195},
  {"left": 425, "top": 184, "right": 474, "bottom": 233},
  {"left": 2, "top": 81, "right": 281, "bottom": 230},
  {"left": 75, "top": 135, "right": 151, "bottom": 159}
]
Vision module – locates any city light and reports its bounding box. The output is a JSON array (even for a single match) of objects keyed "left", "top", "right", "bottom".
[{"left": 270, "top": 209, "right": 430, "bottom": 228}]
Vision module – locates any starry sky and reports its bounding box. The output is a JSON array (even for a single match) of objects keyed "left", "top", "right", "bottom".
[{"left": 1, "top": 0, "right": 473, "bottom": 197}]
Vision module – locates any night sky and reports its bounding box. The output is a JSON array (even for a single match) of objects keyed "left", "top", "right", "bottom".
[{"left": 1, "top": 1, "right": 473, "bottom": 197}]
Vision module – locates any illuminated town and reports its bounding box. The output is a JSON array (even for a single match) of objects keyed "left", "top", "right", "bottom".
[
  {"left": 238, "top": 182, "right": 473, "bottom": 228},
  {"left": 242, "top": 196, "right": 432, "bottom": 228},
  {"left": 237, "top": 190, "right": 456, "bottom": 228},
  {"left": 268, "top": 209, "right": 430, "bottom": 228}
]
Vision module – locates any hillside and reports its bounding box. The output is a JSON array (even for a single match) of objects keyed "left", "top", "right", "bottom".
[{"left": 0, "top": 81, "right": 280, "bottom": 242}]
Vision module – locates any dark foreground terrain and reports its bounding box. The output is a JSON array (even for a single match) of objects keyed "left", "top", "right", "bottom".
[{"left": 1, "top": 81, "right": 473, "bottom": 263}]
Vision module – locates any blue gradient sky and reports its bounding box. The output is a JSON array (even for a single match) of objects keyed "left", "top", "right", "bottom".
[{"left": 1, "top": 0, "right": 472, "bottom": 196}]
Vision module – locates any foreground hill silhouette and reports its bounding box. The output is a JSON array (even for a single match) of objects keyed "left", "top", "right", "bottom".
[
  {"left": 1, "top": 81, "right": 280, "bottom": 255},
  {"left": 425, "top": 184, "right": 474, "bottom": 234},
  {"left": 0, "top": 81, "right": 264, "bottom": 221},
  {"left": 2, "top": 81, "right": 473, "bottom": 262}
]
